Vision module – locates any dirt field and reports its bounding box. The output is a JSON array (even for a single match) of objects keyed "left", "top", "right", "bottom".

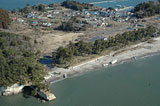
[{"left": 1, "top": 15, "right": 159, "bottom": 56}]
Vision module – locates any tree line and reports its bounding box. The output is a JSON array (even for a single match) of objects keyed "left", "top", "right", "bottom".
[
  {"left": 132, "top": 1, "right": 160, "bottom": 18},
  {"left": 52, "top": 26, "right": 157, "bottom": 67},
  {"left": 61, "top": 0, "right": 94, "bottom": 11},
  {"left": 18, "top": 4, "right": 46, "bottom": 14},
  {"left": 55, "top": 16, "right": 91, "bottom": 32},
  {"left": 0, "top": 32, "right": 45, "bottom": 87},
  {"left": 0, "top": 8, "right": 11, "bottom": 29}
]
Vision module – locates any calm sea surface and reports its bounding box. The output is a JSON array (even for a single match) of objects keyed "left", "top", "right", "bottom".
[
  {"left": 0, "top": 0, "right": 160, "bottom": 106},
  {"left": 0, "top": 0, "right": 157, "bottom": 10},
  {"left": 0, "top": 54, "right": 160, "bottom": 106}
]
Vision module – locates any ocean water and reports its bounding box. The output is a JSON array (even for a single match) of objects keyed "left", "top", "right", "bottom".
[
  {"left": 0, "top": 0, "right": 157, "bottom": 10},
  {"left": 0, "top": 54, "right": 160, "bottom": 106}
]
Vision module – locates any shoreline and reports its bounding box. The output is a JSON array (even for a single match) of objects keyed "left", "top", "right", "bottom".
[
  {"left": 64, "top": 51, "right": 160, "bottom": 80},
  {"left": 45, "top": 37, "right": 160, "bottom": 84}
]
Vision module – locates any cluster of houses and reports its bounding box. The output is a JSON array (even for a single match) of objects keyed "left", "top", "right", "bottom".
[
  {"left": 79, "top": 8, "right": 138, "bottom": 27},
  {"left": 57, "top": 6, "right": 138, "bottom": 28},
  {"left": 11, "top": 4, "right": 140, "bottom": 30},
  {"left": 11, "top": 6, "right": 64, "bottom": 28}
]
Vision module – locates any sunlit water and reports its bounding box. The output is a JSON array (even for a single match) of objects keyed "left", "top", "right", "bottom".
[
  {"left": 0, "top": 0, "right": 157, "bottom": 10},
  {"left": 0, "top": 54, "right": 160, "bottom": 106}
]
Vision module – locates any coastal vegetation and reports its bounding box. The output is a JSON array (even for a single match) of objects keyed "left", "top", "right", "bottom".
[
  {"left": 106, "top": 7, "right": 116, "bottom": 11},
  {"left": 19, "top": 4, "right": 46, "bottom": 14},
  {"left": 61, "top": 0, "right": 93, "bottom": 11},
  {"left": 132, "top": 1, "right": 160, "bottom": 18},
  {"left": 0, "top": 8, "right": 11, "bottom": 29},
  {"left": 0, "top": 32, "right": 45, "bottom": 88},
  {"left": 55, "top": 16, "right": 91, "bottom": 32},
  {"left": 52, "top": 26, "right": 157, "bottom": 67}
]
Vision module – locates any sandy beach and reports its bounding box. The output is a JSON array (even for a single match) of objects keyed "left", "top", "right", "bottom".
[{"left": 45, "top": 36, "right": 160, "bottom": 83}]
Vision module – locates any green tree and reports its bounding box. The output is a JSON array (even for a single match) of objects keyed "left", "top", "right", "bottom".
[
  {"left": 0, "top": 8, "right": 11, "bottom": 29},
  {"left": 38, "top": 4, "right": 46, "bottom": 12},
  {"left": 52, "top": 26, "right": 157, "bottom": 66},
  {"left": 0, "top": 32, "right": 45, "bottom": 87}
]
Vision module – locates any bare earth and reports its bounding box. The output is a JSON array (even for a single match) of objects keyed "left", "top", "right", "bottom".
[
  {"left": 2, "top": 23, "right": 83, "bottom": 55},
  {"left": 45, "top": 37, "right": 160, "bottom": 83},
  {"left": 1, "top": 14, "right": 160, "bottom": 83},
  {"left": 3, "top": 14, "right": 159, "bottom": 56}
]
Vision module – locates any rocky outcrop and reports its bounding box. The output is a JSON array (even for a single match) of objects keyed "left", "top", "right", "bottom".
[
  {"left": 0, "top": 84, "right": 24, "bottom": 96},
  {"left": 38, "top": 90, "right": 56, "bottom": 101},
  {"left": 0, "top": 83, "right": 56, "bottom": 102}
]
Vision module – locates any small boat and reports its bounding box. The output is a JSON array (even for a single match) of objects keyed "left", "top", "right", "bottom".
[
  {"left": 103, "top": 63, "right": 109, "bottom": 67},
  {"left": 116, "top": 5, "right": 122, "bottom": 8},
  {"left": 109, "top": 59, "right": 117, "bottom": 64},
  {"left": 133, "top": 56, "right": 137, "bottom": 60}
]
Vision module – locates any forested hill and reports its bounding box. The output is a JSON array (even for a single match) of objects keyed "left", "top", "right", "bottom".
[
  {"left": 0, "top": 32, "right": 45, "bottom": 87},
  {"left": 132, "top": 1, "right": 160, "bottom": 18},
  {"left": 55, "top": 16, "right": 91, "bottom": 32},
  {"left": 0, "top": 8, "right": 11, "bottom": 29},
  {"left": 61, "top": 0, "right": 93, "bottom": 11}
]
